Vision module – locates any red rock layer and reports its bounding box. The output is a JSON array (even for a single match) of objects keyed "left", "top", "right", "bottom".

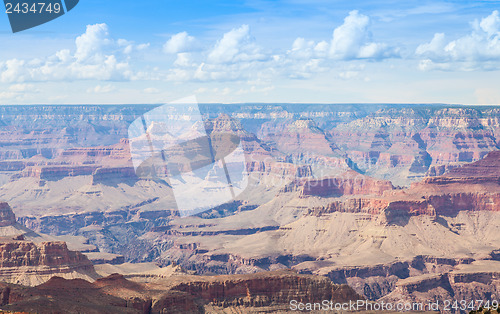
[
  {"left": 246, "top": 161, "right": 312, "bottom": 178},
  {"left": 166, "top": 272, "right": 361, "bottom": 309},
  {"left": 284, "top": 171, "right": 394, "bottom": 198},
  {"left": 260, "top": 119, "right": 337, "bottom": 155},
  {"left": 0, "top": 272, "right": 362, "bottom": 313},
  {"left": 445, "top": 150, "right": 500, "bottom": 178},
  {"left": 0, "top": 241, "right": 93, "bottom": 269},
  {"left": 308, "top": 151, "right": 500, "bottom": 222}
]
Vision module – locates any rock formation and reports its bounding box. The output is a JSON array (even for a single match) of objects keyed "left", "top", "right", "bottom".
[
  {"left": 285, "top": 170, "right": 394, "bottom": 197},
  {"left": 0, "top": 203, "right": 99, "bottom": 286},
  {"left": 0, "top": 202, "right": 16, "bottom": 227},
  {"left": 381, "top": 260, "right": 500, "bottom": 310},
  {"left": 0, "top": 271, "right": 362, "bottom": 313},
  {"left": 0, "top": 104, "right": 500, "bottom": 310},
  {"left": 307, "top": 150, "right": 500, "bottom": 222}
]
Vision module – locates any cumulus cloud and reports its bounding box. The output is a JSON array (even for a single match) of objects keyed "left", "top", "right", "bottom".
[
  {"left": 173, "top": 53, "right": 194, "bottom": 67},
  {"left": 275, "top": 11, "right": 398, "bottom": 79},
  {"left": 265, "top": 39, "right": 327, "bottom": 79},
  {"left": 0, "top": 13, "right": 402, "bottom": 87},
  {"left": 0, "top": 23, "right": 148, "bottom": 83},
  {"left": 163, "top": 32, "right": 196, "bottom": 54},
  {"left": 286, "top": 11, "right": 397, "bottom": 62},
  {"left": 75, "top": 24, "right": 111, "bottom": 61},
  {"left": 288, "top": 38, "right": 329, "bottom": 60},
  {"left": 329, "top": 10, "right": 398, "bottom": 60},
  {"left": 165, "top": 24, "right": 271, "bottom": 82},
  {"left": 416, "top": 10, "right": 500, "bottom": 71},
  {"left": 165, "top": 11, "right": 399, "bottom": 83},
  {"left": 208, "top": 25, "right": 266, "bottom": 64}
]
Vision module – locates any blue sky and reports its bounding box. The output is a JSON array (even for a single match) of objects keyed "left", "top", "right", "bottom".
[{"left": 1, "top": 0, "right": 500, "bottom": 104}]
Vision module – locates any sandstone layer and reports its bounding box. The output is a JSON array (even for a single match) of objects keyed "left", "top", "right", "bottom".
[
  {"left": 0, "top": 271, "right": 362, "bottom": 313},
  {"left": 0, "top": 203, "right": 99, "bottom": 286}
]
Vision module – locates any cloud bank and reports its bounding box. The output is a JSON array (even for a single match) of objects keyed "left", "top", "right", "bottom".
[{"left": 417, "top": 10, "right": 500, "bottom": 71}]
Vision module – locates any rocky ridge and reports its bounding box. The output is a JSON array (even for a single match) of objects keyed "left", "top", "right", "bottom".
[
  {"left": 0, "top": 203, "right": 99, "bottom": 286},
  {"left": 0, "top": 271, "right": 362, "bottom": 313}
]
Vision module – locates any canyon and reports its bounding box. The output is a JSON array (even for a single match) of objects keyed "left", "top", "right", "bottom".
[{"left": 0, "top": 104, "right": 499, "bottom": 311}]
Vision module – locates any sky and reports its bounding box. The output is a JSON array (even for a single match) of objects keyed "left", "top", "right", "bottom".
[{"left": 1, "top": 0, "right": 500, "bottom": 105}]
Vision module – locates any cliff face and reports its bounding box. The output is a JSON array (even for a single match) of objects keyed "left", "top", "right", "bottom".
[
  {"left": 21, "top": 165, "right": 99, "bottom": 180},
  {"left": 327, "top": 107, "right": 500, "bottom": 185},
  {"left": 445, "top": 150, "right": 500, "bottom": 178},
  {"left": 0, "top": 204, "right": 99, "bottom": 286},
  {"left": 246, "top": 161, "right": 313, "bottom": 178},
  {"left": 312, "top": 189, "right": 500, "bottom": 224},
  {"left": 306, "top": 151, "right": 500, "bottom": 223},
  {"left": 263, "top": 119, "right": 338, "bottom": 156},
  {"left": 0, "top": 271, "right": 362, "bottom": 313},
  {"left": 1, "top": 105, "right": 499, "bottom": 183},
  {"left": 159, "top": 272, "right": 361, "bottom": 310},
  {"left": 0, "top": 203, "right": 16, "bottom": 227},
  {"left": 0, "top": 241, "right": 92, "bottom": 268},
  {"left": 149, "top": 150, "right": 500, "bottom": 304},
  {"left": 307, "top": 198, "right": 390, "bottom": 216},
  {"left": 0, "top": 238, "right": 99, "bottom": 286},
  {"left": 91, "top": 167, "right": 138, "bottom": 184},
  {"left": 293, "top": 171, "right": 394, "bottom": 197},
  {"left": 381, "top": 261, "right": 500, "bottom": 310}
]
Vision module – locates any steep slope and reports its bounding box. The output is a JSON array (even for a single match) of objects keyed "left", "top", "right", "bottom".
[
  {"left": 0, "top": 203, "right": 100, "bottom": 286},
  {"left": 144, "top": 151, "right": 500, "bottom": 302},
  {"left": 0, "top": 271, "right": 362, "bottom": 313}
]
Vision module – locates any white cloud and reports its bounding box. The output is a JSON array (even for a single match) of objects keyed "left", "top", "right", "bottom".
[
  {"left": 0, "top": 59, "right": 27, "bottom": 83},
  {"left": 275, "top": 38, "right": 329, "bottom": 78},
  {"left": 174, "top": 53, "right": 194, "bottom": 67},
  {"left": 415, "top": 33, "right": 447, "bottom": 60},
  {"left": 286, "top": 11, "right": 398, "bottom": 62},
  {"left": 0, "top": 16, "right": 403, "bottom": 89},
  {"left": 329, "top": 10, "right": 397, "bottom": 60},
  {"left": 208, "top": 25, "right": 266, "bottom": 64},
  {"left": 480, "top": 10, "right": 500, "bottom": 37},
  {"left": 163, "top": 32, "right": 196, "bottom": 54},
  {"left": 288, "top": 38, "right": 328, "bottom": 60},
  {"left": 272, "top": 11, "right": 398, "bottom": 79},
  {"left": 87, "top": 84, "right": 115, "bottom": 94},
  {"left": 192, "top": 62, "right": 255, "bottom": 81},
  {"left": 0, "top": 23, "right": 148, "bottom": 83},
  {"left": 416, "top": 10, "right": 500, "bottom": 71},
  {"left": 165, "top": 25, "right": 272, "bottom": 82},
  {"left": 194, "top": 87, "right": 209, "bottom": 94},
  {"left": 75, "top": 23, "right": 111, "bottom": 61}
]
